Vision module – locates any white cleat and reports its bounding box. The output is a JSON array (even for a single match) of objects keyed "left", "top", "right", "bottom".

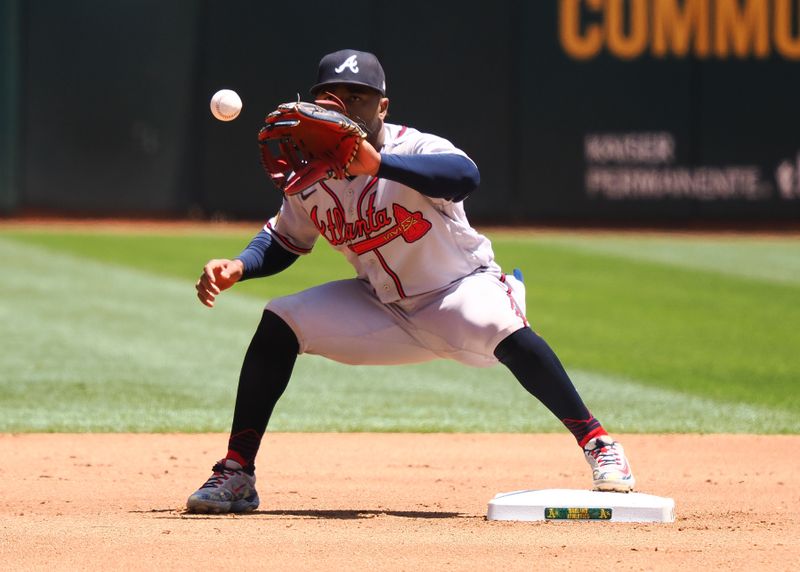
[{"left": 583, "top": 435, "right": 636, "bottom": 492}]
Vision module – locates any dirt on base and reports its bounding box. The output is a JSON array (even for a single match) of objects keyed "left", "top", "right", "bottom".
[{"left": 1, "top": 434, "right": 797, "bottom": 571}]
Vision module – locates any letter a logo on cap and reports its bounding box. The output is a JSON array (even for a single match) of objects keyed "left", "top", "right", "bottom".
[{"left": 335, "top": 55, "right": 359, "bottom": 74}]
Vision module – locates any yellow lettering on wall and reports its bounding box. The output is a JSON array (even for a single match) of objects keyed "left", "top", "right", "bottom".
[
  {"left": 715, "top": 0, "right": 770, "bottom": 58},
  {"left": 557, "top": 0, "right": 800, "bottom": 61},
  {"left": 606, "top": 0, "right": 649, "bottom": 59},
  {"left": 559, "top": 0, "right": 604, "bottom": 60},
  {"left": 774, "top": 0, "right": 800, "bottom": 58},
  {"left": 653, "top": 0, "right": 710, "bottom": 57}
]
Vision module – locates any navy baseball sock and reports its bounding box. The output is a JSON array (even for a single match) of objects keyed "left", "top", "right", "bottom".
[
  {"left": 226, "top": 310, "right": 299, "bottom": 468},
  {"left": 494, "top": 327, "right": 606, "bottom": 447}
]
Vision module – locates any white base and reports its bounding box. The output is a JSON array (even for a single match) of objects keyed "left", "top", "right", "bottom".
[{"left": 487, "top": 489, "right": 675, "bottom": 523}]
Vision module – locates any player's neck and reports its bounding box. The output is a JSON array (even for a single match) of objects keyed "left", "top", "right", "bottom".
[{"left": 369, "top": 125, "right": 386, "bottom": 152}]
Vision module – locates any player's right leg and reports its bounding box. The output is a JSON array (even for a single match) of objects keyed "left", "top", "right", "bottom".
[
  {"left": 186, "top": 309, "right": 298, "bottom": 513},
  {"left": 186, "top": 458, "right": 259, "bottom": 514},
  {"left": 186, "top": 279, "right": 436, "bottom": 513}
]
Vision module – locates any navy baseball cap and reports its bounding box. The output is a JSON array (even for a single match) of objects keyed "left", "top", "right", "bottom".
[{"left": 310, "top": 49, "right": 386, "bottom": 96}]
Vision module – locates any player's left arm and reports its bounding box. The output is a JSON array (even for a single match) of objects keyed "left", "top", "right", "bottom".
[
  {"left": 348, "top": 140, "right": 480, "bottom": 201},
  {"left": 377, "top": 153, "right": 479, "bottom": 201}
]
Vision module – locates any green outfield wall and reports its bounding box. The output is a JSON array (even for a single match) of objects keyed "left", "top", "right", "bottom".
[
  {"left": 4, "top": 0, "right": 800, "bottom": 223},
  {"left": 0, "top": 0, "right": 21, "bottom": 213}
]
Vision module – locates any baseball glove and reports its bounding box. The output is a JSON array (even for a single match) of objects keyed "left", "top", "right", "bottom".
[{"left": 258, "top": 95, "right": 367, "bottom": 196}]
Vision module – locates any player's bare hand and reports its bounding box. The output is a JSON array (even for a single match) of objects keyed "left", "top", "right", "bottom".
[
  {"left": 347, "top": 139, "right": 381, "bottom": 177},
  {"left": 195, "top": 258, "right": 244, "bottom": 307}
]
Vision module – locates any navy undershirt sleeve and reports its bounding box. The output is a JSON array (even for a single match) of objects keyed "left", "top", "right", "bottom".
[
  {"left": 377, "top": 153, "right": 480, "bottom": 201},
  {"left": 235, "top": 228, "right": 299, "bottom": 281}
]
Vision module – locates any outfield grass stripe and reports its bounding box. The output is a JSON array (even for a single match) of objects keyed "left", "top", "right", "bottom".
[
  {"left": 567, "top": 369, "right": 799, "bottom": 434},
  {"left": 1, "top": 236, "right": 797, "bottom": 433},
  {"left": 0, "top": 237, "right": 262, "bottom": 431},
  {"left": 493, "top": 237, "right": 799, "bottom": 412},
  {"left": 269, "top": 358, "right": 799, "bottom": 433},
  {"left": 525, "top": 235, "right": 800, "bottom": 286}
]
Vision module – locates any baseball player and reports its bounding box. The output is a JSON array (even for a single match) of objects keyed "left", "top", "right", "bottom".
[{"left": 186, "top": 49, "right": 635, "bottom": 514}]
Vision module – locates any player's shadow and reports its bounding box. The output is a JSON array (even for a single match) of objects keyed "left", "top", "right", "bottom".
[
  {"left": 255, "top": 509, "right": 467, "bottom": 520},
  {"left": 138, "top": 508, "right": 470, "bottom": 519}
]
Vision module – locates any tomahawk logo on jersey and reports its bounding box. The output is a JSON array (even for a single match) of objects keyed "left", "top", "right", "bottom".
[
  {"left": 309, "top": 191, "right": 432, "bottom": 253},
  {"left": 267, "top": 124, "right": 496, "bottom": 303}
]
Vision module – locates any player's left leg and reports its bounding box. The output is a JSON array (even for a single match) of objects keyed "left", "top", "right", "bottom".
[
  {"left": 414, "top": 269, "right": 634, "bottom": 492},
  {"left": 493, "top": 328, "right": 635, "bottom": 492}
]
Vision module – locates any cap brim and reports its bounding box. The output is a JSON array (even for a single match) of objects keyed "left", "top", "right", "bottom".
[{"left": 310, "top": 80, "right": 385, "bottom": 97}]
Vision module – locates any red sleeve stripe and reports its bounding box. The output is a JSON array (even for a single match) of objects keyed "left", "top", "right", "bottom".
[{"left": 266, "top": 221, "right": 313, "bottom": 255}]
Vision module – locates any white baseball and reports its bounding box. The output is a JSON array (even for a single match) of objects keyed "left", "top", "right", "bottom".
[{"left": 210, "top": 89, "right": 242, "bottom": 121}]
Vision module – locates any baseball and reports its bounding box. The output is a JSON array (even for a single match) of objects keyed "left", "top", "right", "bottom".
[{"left": 210, "top": 89, "right": 242, "bottom": 121}]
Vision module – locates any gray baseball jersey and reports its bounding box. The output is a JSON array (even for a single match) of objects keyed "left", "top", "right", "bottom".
[{"left": 264, "top": 123, "right": 528, "bottom": 367}]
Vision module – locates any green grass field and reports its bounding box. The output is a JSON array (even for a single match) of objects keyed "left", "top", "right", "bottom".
[{"left": 1, "top": 226, "right": 797, "bottom": 433}]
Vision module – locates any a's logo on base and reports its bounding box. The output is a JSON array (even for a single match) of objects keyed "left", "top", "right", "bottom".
[{"left": 545, "top": 507, "right": 613, "bottom": 520}]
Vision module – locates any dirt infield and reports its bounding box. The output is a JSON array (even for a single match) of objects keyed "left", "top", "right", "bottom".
[{"left": 1, "top": 434, "right": 797, "bottom": 571}]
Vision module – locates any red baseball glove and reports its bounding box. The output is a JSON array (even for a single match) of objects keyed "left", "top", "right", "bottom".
[{"left": 258, "top": 96, "right": 367, "bottom": 196}]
